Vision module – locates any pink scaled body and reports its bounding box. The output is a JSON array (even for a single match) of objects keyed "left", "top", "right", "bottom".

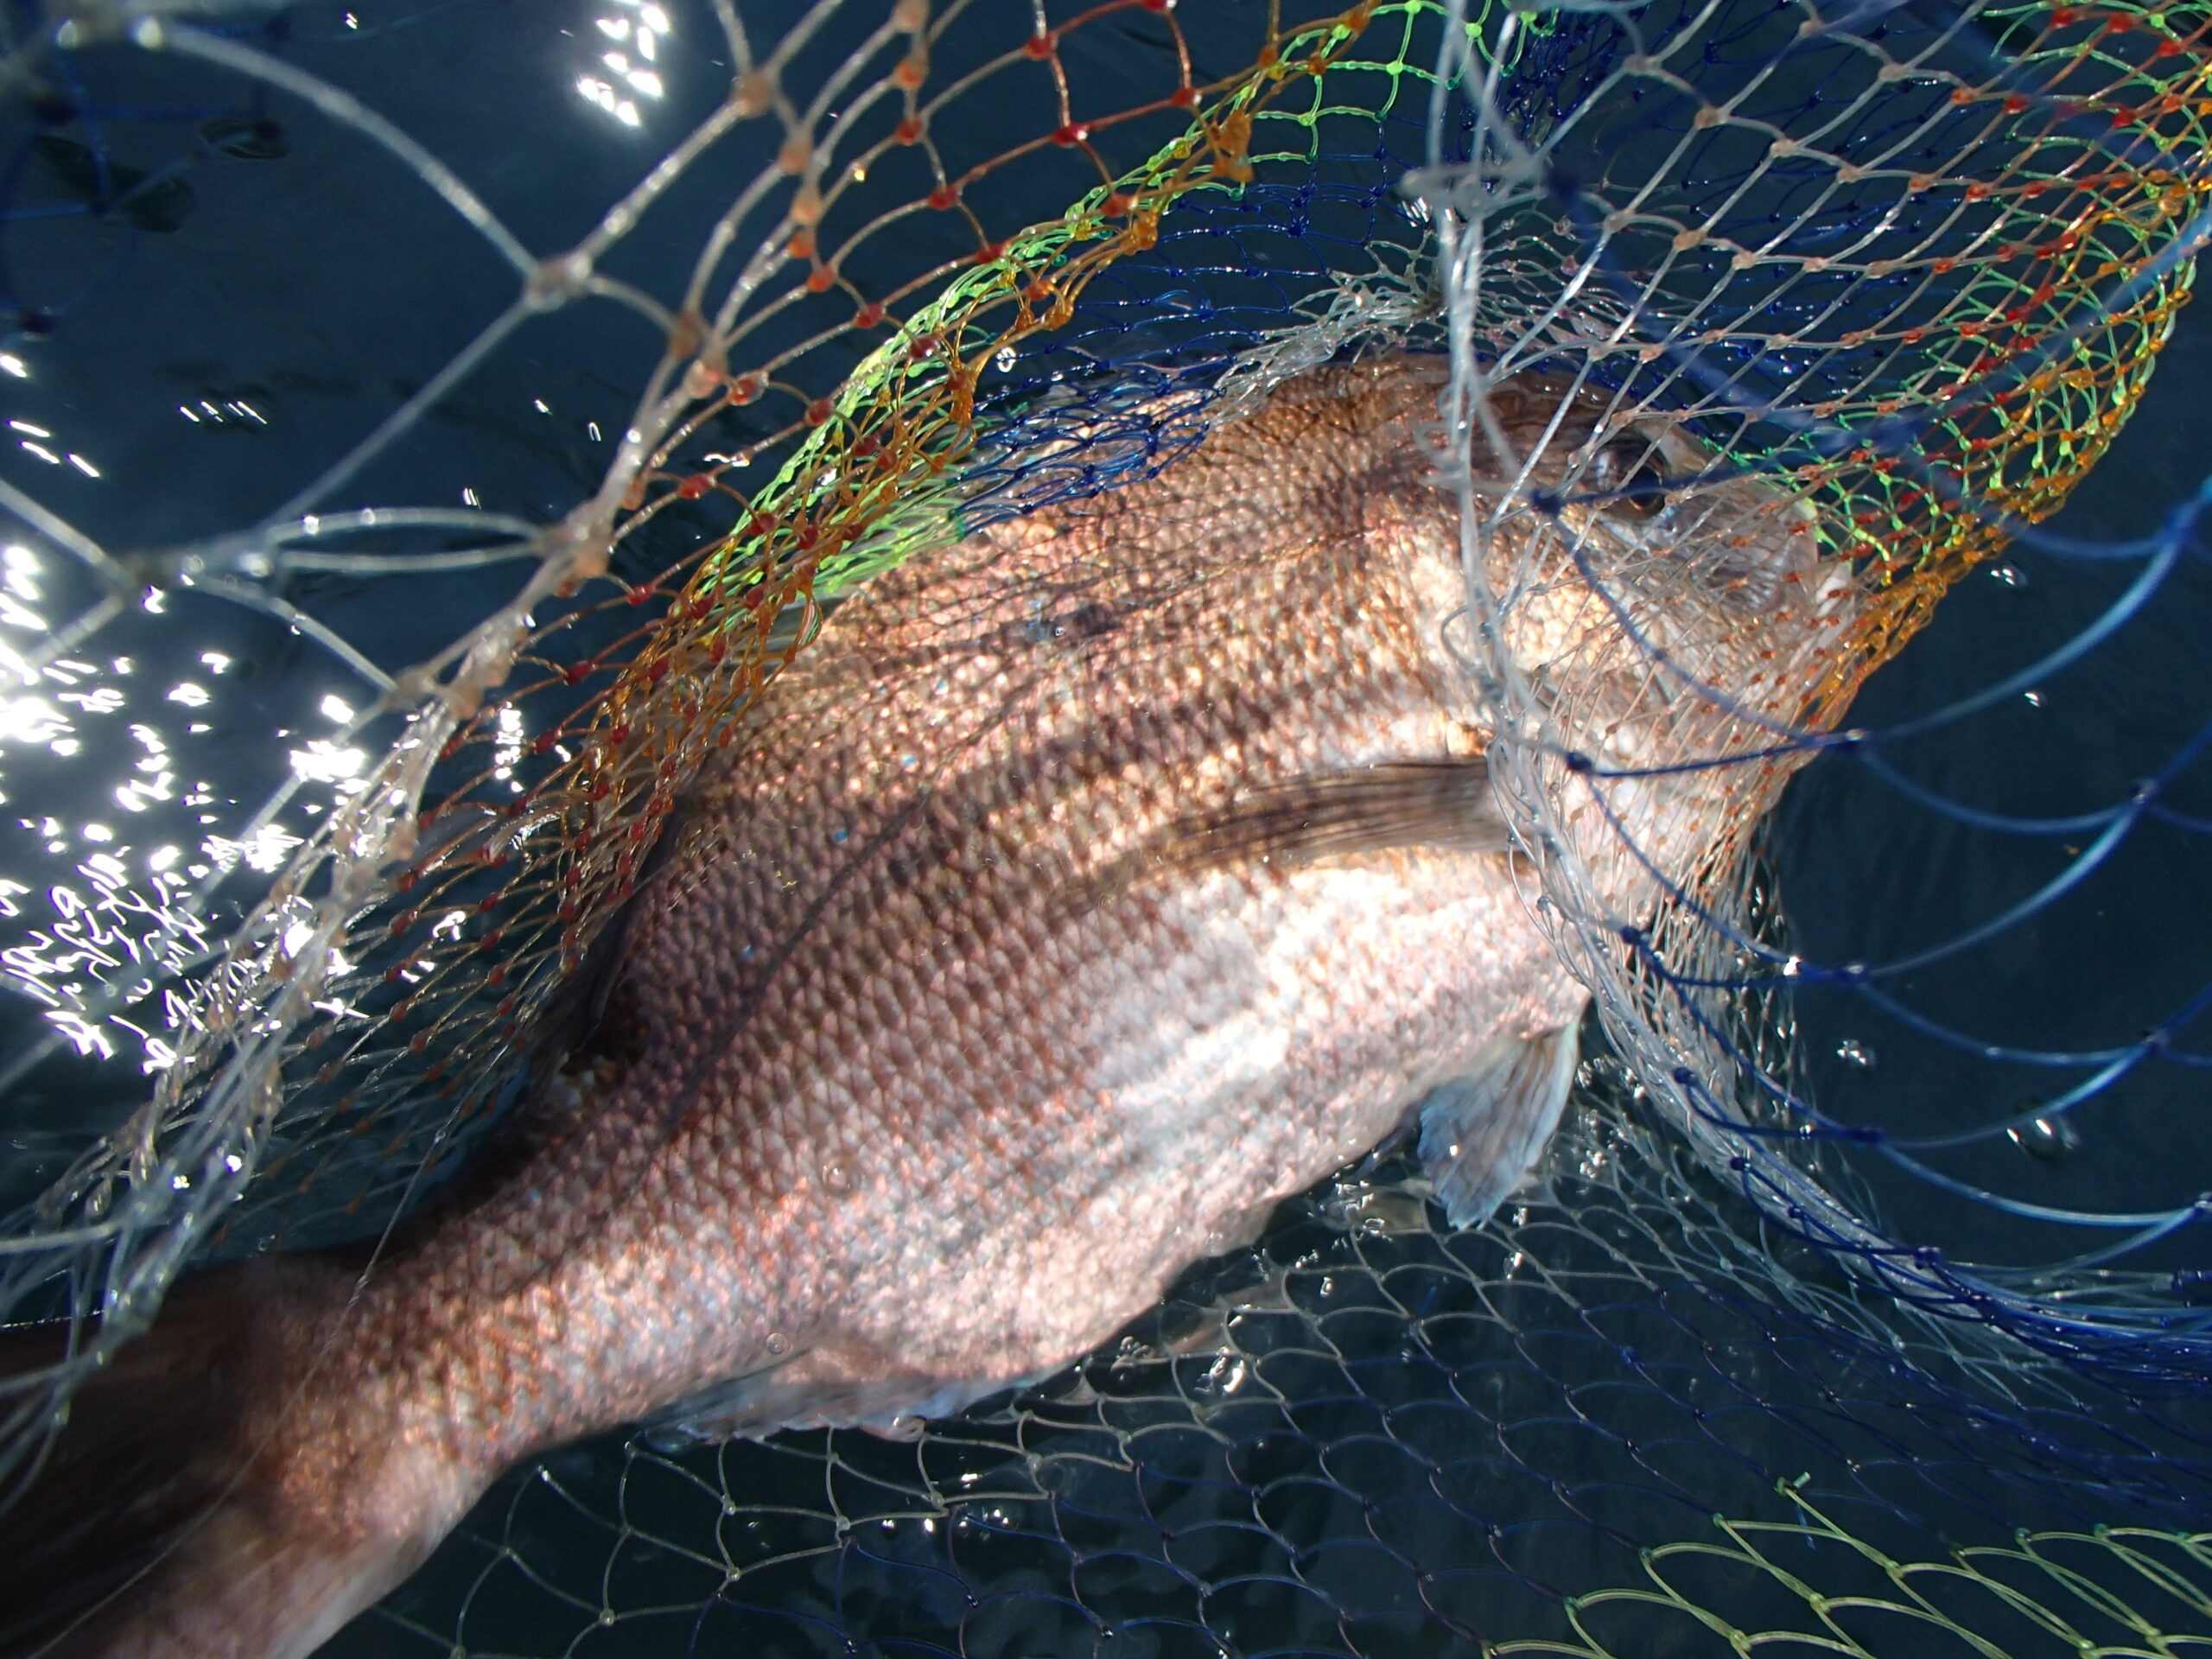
[{"left": 3, "top": 354, "right": 1857, "bottom": 1657}]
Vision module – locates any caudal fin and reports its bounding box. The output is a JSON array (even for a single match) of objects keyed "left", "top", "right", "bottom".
[{"left": 0, "top": 1259, "right": 447, "bottom": 1659}]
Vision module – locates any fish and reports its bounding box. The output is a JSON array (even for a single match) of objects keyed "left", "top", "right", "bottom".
[{"left": 0, "top": 350, "right": 1858, "bottom": 1657}]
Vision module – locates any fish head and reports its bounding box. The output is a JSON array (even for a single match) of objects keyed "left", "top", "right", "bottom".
[{"left": 1455, "top": 398, "right": 1863, "bottom": 905}]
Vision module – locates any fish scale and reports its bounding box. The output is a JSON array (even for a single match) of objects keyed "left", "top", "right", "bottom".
[
  {"left": 0, "top": 353, "right": 1856, "bottom": 1659},
  {"left": 339, "top": 358, "right": 1791, "bottom": 1458}
]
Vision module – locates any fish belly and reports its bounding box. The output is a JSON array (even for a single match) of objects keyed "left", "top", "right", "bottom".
[{"left": 631, "top": 842, "right": 1583, "bottom": 1444}]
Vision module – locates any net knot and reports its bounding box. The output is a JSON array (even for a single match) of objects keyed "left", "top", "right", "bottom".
[{"left": 526, "top": 251, "right": 594, "bottom": 312}]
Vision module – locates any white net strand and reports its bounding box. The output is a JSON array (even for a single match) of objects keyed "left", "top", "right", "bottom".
[
  {"left": 1414, "top": 3, "right": 1880, "bottom": 1380},
  {"left": 1415, "top": 0, "right": 2212, "bottom": 1377},
  {"left": 0, "top": 0, "right": 1447, "bottom": 1496},
  {"left": 0, "top": 0, "right": 956, "bottom": 1490}
]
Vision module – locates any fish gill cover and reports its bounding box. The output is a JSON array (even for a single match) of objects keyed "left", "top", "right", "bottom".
[{"left": 0, "top": 0, "right": 2208, "bottom": 1653}]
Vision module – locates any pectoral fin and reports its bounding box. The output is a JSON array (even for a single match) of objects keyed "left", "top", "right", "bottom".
[
  {"left": 1416, "top": 1021, "right": 1581, "bottom": 1228},
  {"left": 1081, "top": 760, "right": 1508, "bottom": 912}
]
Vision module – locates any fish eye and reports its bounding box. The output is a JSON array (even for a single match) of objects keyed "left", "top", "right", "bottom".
[{"left": 1586, "top": 438, "right": 1671, "bottom": 518}]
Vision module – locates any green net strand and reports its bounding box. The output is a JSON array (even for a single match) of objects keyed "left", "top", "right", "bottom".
[{"left": 1519, "top": 1491, "right": 2212, "bottom": 1659}]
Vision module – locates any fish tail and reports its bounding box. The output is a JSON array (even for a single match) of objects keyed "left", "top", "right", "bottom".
[{"left": 0, "top": 1257, "right": 445, "bottom": 1659}]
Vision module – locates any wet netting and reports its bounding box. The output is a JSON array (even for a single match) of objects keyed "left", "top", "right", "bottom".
[{"left": 0, "top": 0, "right": 2210, "bottom": 1652}]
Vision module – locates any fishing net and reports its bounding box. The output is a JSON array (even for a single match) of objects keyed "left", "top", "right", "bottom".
[{"left": 0, "top": 0, "right": 2209, "bottom": 1652}]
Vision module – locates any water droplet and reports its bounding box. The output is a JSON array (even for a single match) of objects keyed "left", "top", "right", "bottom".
[
  {"left": 1192, "top": 1354, "right": 1247, "bottom": 1398},
  {"left": 1834, "top": 1037, "right": 1876, "bottom": 1068},
  {"left": 822, "top": 1162, "right": 849, "bottom": 1191},
  {"left": 765, "top": 1332, "right": 788, "bottom": 1356},
  {"left": 2007, "top": 1114, "right": 2079, "bottom": 1162}
]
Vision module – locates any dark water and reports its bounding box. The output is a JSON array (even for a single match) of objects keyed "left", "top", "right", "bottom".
[{"left": 1775, "top": 302, "right": 2212, "bottom": 1277}]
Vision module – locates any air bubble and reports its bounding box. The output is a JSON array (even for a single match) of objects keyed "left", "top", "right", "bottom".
[{"left": 2008, "top": 1114, "right": 2080, "bottom": 1161}]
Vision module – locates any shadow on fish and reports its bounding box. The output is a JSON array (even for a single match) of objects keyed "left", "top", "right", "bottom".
[{"left": 0, "top": 351, "right": 1860, "bottom": 1657}]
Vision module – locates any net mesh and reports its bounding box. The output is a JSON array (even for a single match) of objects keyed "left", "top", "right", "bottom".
[
  {"left": 321, "top": 1096, "right": 2212, "bottom": 1659},
  {"left": 0, "top": 0, "right": 2209, "bottom": 1652}
]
